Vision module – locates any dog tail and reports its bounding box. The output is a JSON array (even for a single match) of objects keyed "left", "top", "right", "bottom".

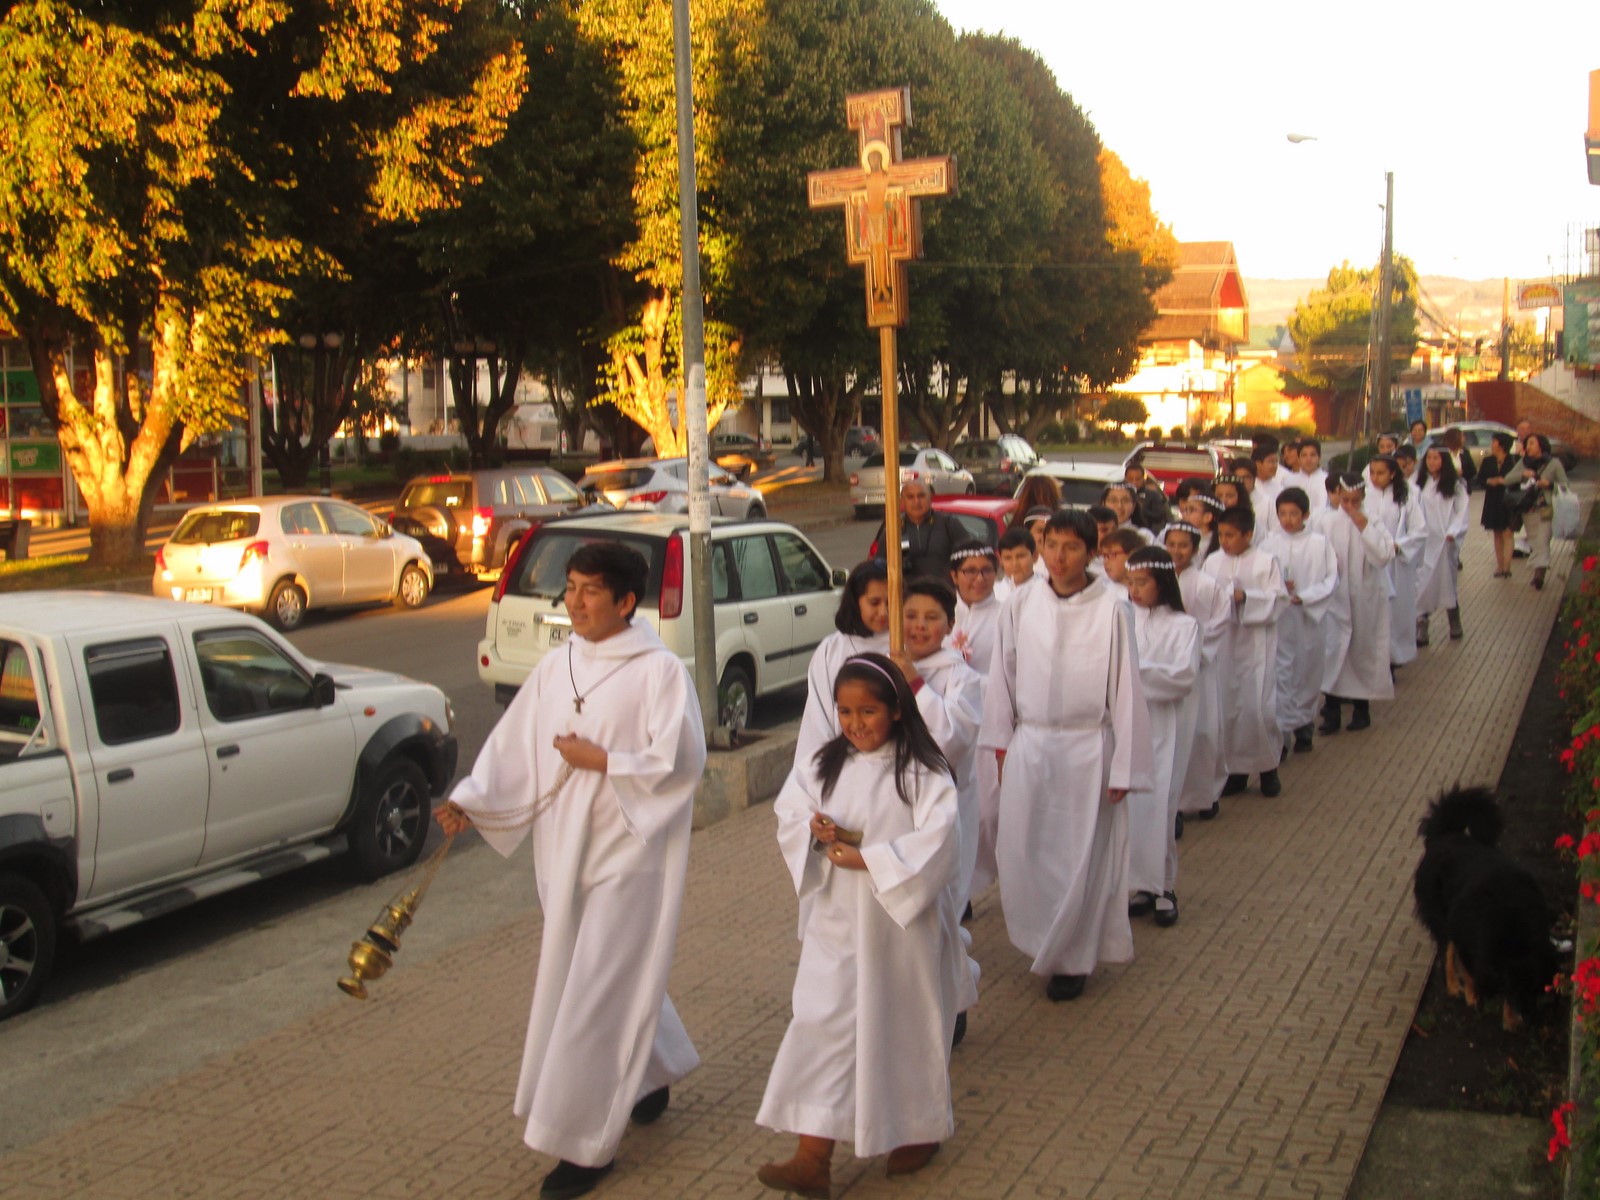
[{"left": 1417, "top": 786, "right": 1503, "bottom": 847}]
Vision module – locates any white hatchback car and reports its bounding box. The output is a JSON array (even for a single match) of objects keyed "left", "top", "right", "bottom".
[
  {"left": 849, "top": 446, "right": 975, "bottom": 517},
  {"left": 154, "top": 497, "right": 434, "bottom": 631},
  {"left": 577, "top": 457, "right": 768, "bottom": 519},
  {"left": 478, "top": 512, "right": 845, "bottom": 731},
  {"left": 1013, "top": 462, "right": 1126, "bottom": 510}
]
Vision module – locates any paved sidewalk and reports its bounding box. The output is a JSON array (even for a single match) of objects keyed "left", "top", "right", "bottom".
[{"left": 4, "top": 492, "right": 1586, "bottom": 1200}]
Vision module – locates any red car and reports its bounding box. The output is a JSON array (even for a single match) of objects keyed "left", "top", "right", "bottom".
[
  {"left": 1123, "top": 443, "right": 1221, "bottom": 497},
  {"left": 866, "top": 495, "right": 1019, "bottom": 558}
]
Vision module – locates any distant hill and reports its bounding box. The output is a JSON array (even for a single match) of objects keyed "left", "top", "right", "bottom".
[{"left": 1245, "top": 276, "right": 1520, "bottom": 341}]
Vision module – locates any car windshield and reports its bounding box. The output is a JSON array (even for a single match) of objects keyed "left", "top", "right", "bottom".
[
  {"left": 1057, "top": 478, "right": 1111, "bottom": 507},
  {"left": 583, "top": 467, "right": 659, "bottom": 492},
  {"left": 400, "top": 481, "right": 471, "bottom": 508},
  {"left": 508, "top": 530, "right": 664, "bottom": 604},
  {"left": 171, "top": 510, "right": 260, "bottom": 544},
  {"left": 861, "top": 451, "right": 918, "bottom": 469}
]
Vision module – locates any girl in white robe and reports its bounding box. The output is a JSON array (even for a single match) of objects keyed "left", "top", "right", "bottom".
[
  {"left": 1364, "top": 456, "right": 1426, "bottom": 668},
  {"left": 1202, "top": 505, "right": 1286, "bottom": 797},
  {"left": 1258, "top": 487, "right": 1339, "bottom": 754},
  {"left": 1179, "top": 490, "right": 1224, "bottom": 568},
  {"left": 1314, "top": 473, "right": 1396, "bottom": 731},
  {"left": 757, "top": 654, "right": 964, "bottom": 1194},
  {"left": 1413, "top": 448, "right": 1470, "bottom": 646},
  {"left": 950, "top": 542, "right": 1006, "bottom": 897},
  {"left": 1166, "top": 523, "right": 1231, "bottom": 819},
  {"left": 1124, "top": 547, "right": 1200, "bottom": 928},
  {"left": 797, "top": 560, "right": 890, "bottom": 765},
  {"left": 1102, "top": 482, "right": 1155, "bottom": 544},
  {"left": 978, "top": 509, "right": 1152, "bottom": 1001}
]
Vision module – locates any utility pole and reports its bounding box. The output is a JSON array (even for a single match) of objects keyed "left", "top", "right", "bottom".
[
  {"left": 1372, "top": 171, "right": 1395, "bottom": 442},
  {"left": 1498, "top": 276, "right": 1511, "bottom": 382},
  {"left": 671, "top": 0, "right": 719, "bottom": 739}
]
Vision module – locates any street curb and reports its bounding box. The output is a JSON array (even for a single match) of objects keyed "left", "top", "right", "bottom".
[{"left": 694, "top": 720, "right": 797, "bottom": 829}]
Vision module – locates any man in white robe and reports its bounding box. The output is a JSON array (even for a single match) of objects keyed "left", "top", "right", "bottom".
[
  {"left": 979, "top": 509, "right": 1152, "bottom": 1001},
  {"left": 1314, "top": 476, "right": 1396, "bottom": 731},
  {"left": 438, "top": 542, "right": 706, "bottom": 1200}
]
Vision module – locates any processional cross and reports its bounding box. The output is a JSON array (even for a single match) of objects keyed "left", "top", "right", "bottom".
[{"left": 808, "top": 88, "right": 955, "bottom": 651}]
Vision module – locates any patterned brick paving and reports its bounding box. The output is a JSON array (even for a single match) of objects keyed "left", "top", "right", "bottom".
[{"left": 3, "top": 491, "right": 1587, "bottom": 1199}]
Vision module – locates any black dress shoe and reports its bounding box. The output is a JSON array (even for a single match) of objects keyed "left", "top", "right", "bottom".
[
  {"left": 962, "top": 901, "right": 973, "bottom": 923},
  {"left": 1318, "top": 705, "right": 1341, "bottom": 735},
  {"left": 1174, "top": 812, "right": 1184, "bottom": 840},
  {"left": 1153, "top": 891, "right": 1179, "bottom": 928},
  {"left": 541, "top": 1159, "right": 614, "bottom": 1199},
  {"left": 631, "top": 1086, "right": 670, "bottom": 1125},
  {"left": 1197, "top": 800, "right": 1220, "bottom": 821},
  {"left": 1046, "top": 973, "right": 1087, "bottom": 1001},
  {"left": 1221, "top": 775, "right": 1248, "bottom": 797},
  {"left": 1293, "top": 724, "right": 1314, "bottom": 753},
  {"left": 1259, "top": 769, "right": 1282, "bottom": 798},
  {"left": 952, "top": 1010, "right": 967, "bottom": 1048},
  {"left": 1347, "top": 704, "right": 1371, "bottom": 732},
  {"left": 1128, "top": 891, "right": 1155, "bottom": 918}
]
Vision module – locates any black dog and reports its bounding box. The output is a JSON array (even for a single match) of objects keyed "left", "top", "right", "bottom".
[{"left": 1413, "top": 786, "right": 1559, "bottom": 1031}]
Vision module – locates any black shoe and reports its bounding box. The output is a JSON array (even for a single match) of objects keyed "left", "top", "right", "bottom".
[
  {"left": 1347, "top": 703, "right": 1371, "bottom": 732},
  {"left": 952, "top": 1010, "right": 967, "bottom": 1048},
  {"left": 1128, "top": 891, "right": 1156, "bottom": 918},
  {"left": 1318, "top": 704, "right": 1341, "bottom": 736},
  {"left": 1294, "top": 725, "right": 1314, "bottom": 753},
  {"left": 1221, "top": 775, "right": 1248, "bottom": 797},
  {"left": 630, "top": 1086, "right": 669, "bottom": 1125},
  {"left": 1046, "top": 974, "right": 1087, "bottom": 1002},
  {"left": 1197, "top": 800, "right": 1221, "bottom": 821},
  {"left": 541, "top": 1160, "right": 615, "bottom": 1200},
  {"left": 1259, "top": 770, "right": 1282, "bottom": 798},
  {"left": 1447, "top": 607, "right": 1463, "bottom": 638},
  {"left": 1153, "top": 891, "right": 1179, "bottom": 928},
  {"left": 962, "top": 901, "right": 973, "bottom": 923},
  {"left": 1174, "top": 812, "right": 1184, "bottom": 840}
]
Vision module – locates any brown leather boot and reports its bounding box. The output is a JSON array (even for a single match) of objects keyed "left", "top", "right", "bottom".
[
  {"left": 757, "top": 1136, "right": 833, "bottom": 1198},
  {"left": 886, "top": 1141, "right": 941, "bottom": 1176}
]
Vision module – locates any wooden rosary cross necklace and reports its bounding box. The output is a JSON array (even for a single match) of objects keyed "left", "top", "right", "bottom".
[{"left": 567, "top": 644, "right": 633, "bottom": 714}]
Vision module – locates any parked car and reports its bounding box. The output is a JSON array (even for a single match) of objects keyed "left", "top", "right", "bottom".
[
  {"left": 1424, "top": 421, "right": 1578, "bottom": 471},
  {"left": 711, "top": 431, "right": 776, "bottom": 479},
  {"left": 0, "top": 592, "right": 457, "bottom": 1020},
  {"left": 846, "top": 426, "right": 880, "bottom": 457},
  {"left": 1012, "top": 461, "right": 1125, "bottom": 509},
  {"left": 154, "top": 497, "right": 434, "bottom": 632},
  {"left": 390, "top": 468, "right": 586, "bottom": 582},
  {"left": 577, "top": 457, "right": 768, "bottom": 519},
  {"left": 866, "top": 495, "right": 1019, "bottom": 558},
  {"left": 1122, "top": 442, "right": 1222, "bottom": 496},
  {"left": 850, "top": 447, "right": 975, "bottom": 518},
  {"left": 478, "top": 512, "right": 845, "bottom": 731},
  {"left": 951, "top": 435, "right": 1041, "bottom": 494}
]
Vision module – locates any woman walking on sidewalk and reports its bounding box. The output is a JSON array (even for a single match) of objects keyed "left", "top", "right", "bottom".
[
  {"left": 1414, "top": 447, "right": 1469, "bottom": 645},
  {"left": 1501, "top": 433, "right": 1568, "bottom": 591},
  {"left": 1476, "top": 432, "right": 1521, "bottom": 578}
]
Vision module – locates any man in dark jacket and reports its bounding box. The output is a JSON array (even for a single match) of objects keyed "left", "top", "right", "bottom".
[
  {"left": 871, "top": 480, "right": 965, "bottom": 579},
  {"left": 1124, "top": 462, "right": 1171, "bottom": 531}
]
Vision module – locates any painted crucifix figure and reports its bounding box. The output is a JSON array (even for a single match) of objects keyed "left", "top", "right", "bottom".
[{"left": 807, "top": 88, "right": 956, "bottom": 328}]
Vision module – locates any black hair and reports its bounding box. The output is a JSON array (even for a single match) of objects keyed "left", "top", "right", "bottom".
[
  {"left": 1376, "top": 431, "right": 1400, "bottom": 448},
  {"left": 834, "top": 558, "right": 889, "bottom": 636},
  {"left": 814, "top": 653, "right": 954, "bottom": 807},
  {"left": 1417, "top": 445, "right": 1460, "bottom": 497},
  {"left": 1329, "top": 470, "right": 1364, "bottom": 492},
  {"left": 1217, "top": 505, "right": 1256, "bottom": 535},
  {"left": 1045, "top": 507, "right": 1100, "bottom": 553},
  {"left": 1101, "top": 481, "right": 1138, "bottom": 503},
  {"left": 1229, "top": 457, "right": 1255, "bottom": 479},
  {"left": 1251, "top": 433, "right": 1281, "bottom": 454},
  {"left": 1212, "top": 475, "right": 1244, "bottom": 507},
  {"left": 565, "top": 542, "right": 647, "bottom": 620},
  {"left": 1370, "top": 454, "right": 1409, "bottom": 505},
  {"left": 1299, "top": 438, "right": 1322, "bottom": 455},
  {"left": 1275, "top": 485, "right": 1310, "bottom": 516},
  {"left": 1123, "top": 462, "right": 1146, "bottom": 479},
  {"left": 905, "top": 576, "right": 956, "bottom": 624},
  {"left": 1250, "top": 443, "right": 1279, "bottom": 465},
  {"left": 948, "top": 539, "right": 997, "bottom": 570},
  {"left": 1394, "top": 442, "right": 1418, "bottom": 463},
  {"left": 1410, "top": 418, "right": 1427, "bottom": 434},
  {"left": 1492, "top": 431, "right": 1516, "bottom": 454},
  {"left": 1100, "top": 528, "right": 1146, "bottom": 555},
  {"left": 1086, "top": 504, "right": 1116, "bottom": 526},
  {"left": 1525, "top": 433, "right": 1553, "bottom": 460},
  {"left": 1127, "top": 546, "right": 1185, "bottom": 612},
  {"left": 1163, "top": 522, "right": 1201, "bottom": 553},
  {"left": 1173, "top": 477, "right": 1202, "bottom": 503},
  {"left": 998, "top": 526, "right": 1035, "bottom": 554}
]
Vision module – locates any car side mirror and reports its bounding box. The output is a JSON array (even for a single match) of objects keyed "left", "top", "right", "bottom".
[
  {"left": 311, "top": 672, "right": 336, "bottom": 708},
  {"left": 831, "top": 567, "right": 848, "bottom": 587}
]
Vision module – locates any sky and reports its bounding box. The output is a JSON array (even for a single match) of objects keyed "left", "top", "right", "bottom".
[{"left": 933, "top": 0, "right": 1599, "bottom": 283}]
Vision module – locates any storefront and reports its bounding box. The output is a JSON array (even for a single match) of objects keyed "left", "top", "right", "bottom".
[{"left": 0, "top": 339, "right": 71, "bottom": 525}]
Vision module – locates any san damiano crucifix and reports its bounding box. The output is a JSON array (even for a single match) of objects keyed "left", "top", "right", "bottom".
[{"left": 808, "top": 87, "right": 955, "bottom": 652}]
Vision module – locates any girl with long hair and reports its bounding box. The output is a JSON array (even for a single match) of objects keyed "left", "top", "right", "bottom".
[
  {"left": 1101, "top": 482, "right": 1154, "bottom": 542},
  {"left": 1364, "top": 455, "right": 1426, "bottom": 667},
  {"left": 1413, "top": 446, "right": 1469, "bottom": 644},
  {"left": 1011, "top": 474, "right": 1061, "bottom": 527},
  {"left": 797, "top": 560, "right": 891, "bottom": 762},
  {"left": 757, "top": 655, "right": 964, "bottom": 1196}
]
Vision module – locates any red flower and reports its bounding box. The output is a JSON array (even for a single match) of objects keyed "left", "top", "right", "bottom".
[
  {"left": 1574, "top": 959, "right": 1600, "bottom": 1010},
  {"left": 1563, "top": 747, "right": 1577, "bottom": 770},
  {"left": 1585, "top": 555, "right": 1597, "bottom": 571},
  {"left": 1583, "top": 635, "right": 1593, "bottom": 649},
  {"left": 1549, "top": 1102, "right": 1577, "bottom": 1161},
  {"left": 1586, "top": 808, "right": 1600, "bottom": 822},
  {"left": 1556, "top": 833, "right": 1577, "bottom": 852},
  {"left": 1582, "top": 881, "right": 1597, "bottom": 901},
  {"left": 1578, "top": 833, "right": 1600, "bottom": 858}
]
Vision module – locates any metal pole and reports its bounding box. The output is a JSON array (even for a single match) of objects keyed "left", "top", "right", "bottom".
[
  {"left": 249, "top": 357, "right": 264, "bottom": 497},
  {"left": 879, "top": 327, "right": 903, "bottom": 653},
  {"left": 1372, "top": 171, "right": 1395, "bottom": 444},
  {"left": 672, "top": 0, "right": 718, "bottom": 736}
]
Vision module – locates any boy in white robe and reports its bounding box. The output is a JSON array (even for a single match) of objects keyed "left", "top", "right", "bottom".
[
  {"left": 437, "top": 542, "right": 706, "bottom": 1200},
  {"left": 1294, "top": 439, "right": 1330, "bottom": 513},
  {"left": 1259, "top": 487, "right": 1339, "bottom": 756},
  {"left": 1202, "top": 504, "right": 1287, "bottom": 797},
  {"left": 1166, "top": 523, "right": 1231, "bottom": 820},
  {"left": 1250, "top": 443, "right": 1285, "bottom": 538},
  {"left": 1314, "top": 473, "right": 1396, "bottom": 732},
  {"left": 1124, "top": 548, "right": 1200, "bottom": 928},
  {"left": 1365, "top": 455, "right": 1426, "bottom": 667},
  {"left": 949, "top": 541, "right": 1002, "bottom": 675},
  {"left": 994, "top": 526, "right": 1037, "bottom": 605},
  {"left": 979, "top": 509, "right": 1153, "bottom": 1002}
]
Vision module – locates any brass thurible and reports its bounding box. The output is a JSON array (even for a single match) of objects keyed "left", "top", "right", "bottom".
[{"left": 338, "top": 835, "right": 454, "bottom": 1000}]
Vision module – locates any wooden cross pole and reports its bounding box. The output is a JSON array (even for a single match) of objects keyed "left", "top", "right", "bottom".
[{"left": 808, "top": 88, "right": 955, "bottom": 653}]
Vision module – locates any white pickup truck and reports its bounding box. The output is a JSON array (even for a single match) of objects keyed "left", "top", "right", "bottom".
[{"left": 0, "top": 592, "right": 457, "bottom": 1022}]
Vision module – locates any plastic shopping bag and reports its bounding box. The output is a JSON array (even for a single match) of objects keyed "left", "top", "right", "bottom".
[{"left": 1552, "top": 485, "right": 1580, "bottom": 540}]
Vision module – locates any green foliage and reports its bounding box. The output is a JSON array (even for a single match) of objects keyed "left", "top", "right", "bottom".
[
  {"left": 1098, "top": 395, "right": 1149, "bottom": 429},
  {"left": 1285, "top": 257, "right": 1420, "bottom": 398}
]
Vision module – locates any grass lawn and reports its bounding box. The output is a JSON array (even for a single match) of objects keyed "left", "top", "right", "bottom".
[{"left": 0, "top": 552, "right": 156, "bottom": 593}]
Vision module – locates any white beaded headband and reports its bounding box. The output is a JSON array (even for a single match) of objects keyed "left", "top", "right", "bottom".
[
  {"left": 949, "top": 545, "right": 997, "bottom": 562},
  {"left": 1196, "top": 494, "right": 1226, "bottom": 512},
  {"left": 1165, "top": 521, "right": 1203, "bottom": 538},
  {"left": 1128, "top": 559, "right": 1176, "bottom": 571}
]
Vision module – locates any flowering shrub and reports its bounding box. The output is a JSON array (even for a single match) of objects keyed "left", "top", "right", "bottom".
[{"left": 1552, "top": 548, "right": 1600, "bottom": 1188}]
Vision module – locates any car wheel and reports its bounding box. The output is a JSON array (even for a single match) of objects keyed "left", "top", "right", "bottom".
[
  {"left": 717, "top": 663, "right": 754, "bottom": 734},
  {"left": 394, "top": 563, "right": 430, "bottom": 610},
  {"left": 854, "top": 505, "right": 874, "bottom": 520},
  {"left": 746, "top": 504, "right": 766, "bottom": 520},
  {"left": 266, "top": 579, "right": 307, "bottom": 631},
  {"left": 348, "top": 757, "right": 431, "bottom": 882},
  {"left": 0, "top": 873, "right": 56, "bottom": 1023},
  {"left": 964, "top": 482, "right": 976, "bottom": 495}
]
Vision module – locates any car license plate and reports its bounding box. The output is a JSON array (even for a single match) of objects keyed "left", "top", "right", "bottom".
[
  {"left": 547, "top": 625, "right": 568, "bottom": 646},
  {"left": 862, "top": 492, "right": 884, "bottom": 505},
  {"left": 183, "top": 587, "right": 213, "bottom": 603}
]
